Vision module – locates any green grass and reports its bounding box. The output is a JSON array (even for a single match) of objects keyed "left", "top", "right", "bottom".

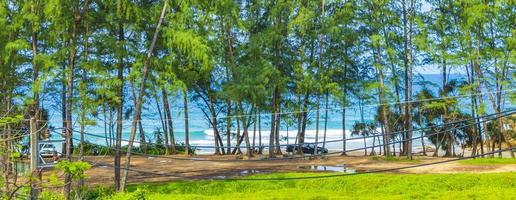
[
  {"left": 458, "top": 157, "right": 516, "bottom": 165},
  {"left": 92, "top": 172, "right": 516, "bottom": 200}
]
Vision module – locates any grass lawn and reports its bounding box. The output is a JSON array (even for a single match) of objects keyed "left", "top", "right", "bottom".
[
  {"left": 458, "top": 157, "right": 516, "bottom": 165},
  {"left": 91, "top": 172, "right": 516, "bottom": 200}
]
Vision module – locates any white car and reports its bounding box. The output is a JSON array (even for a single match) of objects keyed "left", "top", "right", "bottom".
[{"left": 40, "top": 144, "right": 61, "bottom": 157}]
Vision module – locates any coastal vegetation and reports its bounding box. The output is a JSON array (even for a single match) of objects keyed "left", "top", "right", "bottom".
[
  {"left": 458, "top": 157, "right": 516, "bottom": 165},
  {"left": 41, "top": 172, "right": 516, "bottom": 199},
  {"left": 0, "top": 0, "right": 515, "bottom": 199}
]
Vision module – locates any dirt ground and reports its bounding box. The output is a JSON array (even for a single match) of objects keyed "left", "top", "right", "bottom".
[{"left": 47, "top": 151, "right": 515, "bottom": 186}]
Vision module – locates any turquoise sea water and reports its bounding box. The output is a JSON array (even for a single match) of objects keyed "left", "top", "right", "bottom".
[{"left": 41, "top": 73, "right": 511, "bottom": 154}]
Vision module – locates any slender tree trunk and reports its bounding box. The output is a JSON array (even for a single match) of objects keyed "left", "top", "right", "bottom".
[
  {"left": 274, "top": 106, "right": 282, "bottom": 155},
  {"left": 341, "top": 64, "right": 347, "bottom": 155},
  {"left": 269, "top": 88, "right": 278, "bottom": 158},
  {"left": 103, "top": 106, "right": 109, "bottom": 147},
  {"left": 252, "top": 106, "right": 257, "bottom": 153},
  {"left": 64, "top": 5, "right": 81, "bottom": 198},
  {"left": 371, "top": 133, "right": 376, "bottom": 155},
  {"left": 405, "top": 0, "right": 414, "bottom": 160},
  {"left": 161, "top": 93, "right": 170, "bottom": 155},
  {"left": 207, "top": 86, "right": 222, "bottom": 155},
  {"left": 299, "top": 92, "right": 309, "bottom": 155},
  {"left": 258, "top": 111, "right": 262, "bottom": 154},
  {"left": 183, "top": 88, "right": 190, "bottom": 155},
  {"left": 3, "top": 97, "right": 12, "bottom": 195},
  {"left": 129, "top": 74, "right": 146, "bottom": 153},
  {"left": 61, "top": 62, "right": 67, "bottom": 155},
  {"left": 114, "top": 21, "right": 124, "bottom": 191},
  {"left": 402, "top": 0, "right": 408, "bottom": 156},
  {"left": 234, "top": 109, "right": 242, "bottom": 154},
  {"left": 375, "top": 44, "right": 391, "bottom": 157},
  {"left": 31, "top": 1, "right": 39, "bottom": 127},
  {"left": 109, "top": 108, "right": 114, "bottom": 149},
  {"left": 419, "top": 109, "right": 426, "bottom": 156},
  {"left": 296, "top": 94, "right": 302, "bottom": 150},
  {"left": 155, "top": 92, "right": 166, "bottom": 144},
  {"left": 322, "top": 91, "right": 329, "bottom": 150},
  {"left": 226, "top": 100, "right": 231, "bottom": 154},
  {"left": 162, "top": 88, "right": 176, "bottom": 154},
  {"left": 466, "top": 64, "right": 479, "bottom": 157},
  {"left": 120, "top": 2, "right": 167, "bottom": 191},
  {"left": 239, "top": 103, "right": 252, "bottom": 157},
  {"left": 314, "top": 93, "right": 321, "bottom": 155}
]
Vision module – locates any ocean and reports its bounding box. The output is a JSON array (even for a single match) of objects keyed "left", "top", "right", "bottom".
[{"left": 41, "top": 73, "right": 510, "bottom": 154}]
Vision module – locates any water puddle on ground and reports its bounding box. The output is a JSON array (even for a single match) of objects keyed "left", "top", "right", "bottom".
[
  {"left": 297, "top": 164, "right": 356, "bottom": 173},
  {"left": 210, "top": 165, "right": 356, "bottom": 180},
  {"left": 211, "top": 169, "right": 271, "bottom": 179}
]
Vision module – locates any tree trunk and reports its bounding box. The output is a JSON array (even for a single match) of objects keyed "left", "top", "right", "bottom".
[
  {"left": 269, "top": 88, "right": 278, "bottom": 158},
  {"left": 258, "top": 111, "right": 262, "bottom": 154},
  {"left": 466, "top": 64, "right": 479, "bottom": 157},
  {"left": 103, "top": 106, "right": 109, "bottom": 147},
  {"left": 226, "top": 100, "right": 231, "bottom": 154},
  {"left": 234, "top": 109, "right": 242, "bottom": 154},
  {"left": 252, "top": 106, "right": 257, "bottom": 153},
  {"left": 274, "top": 106, "right": 282, "bottom": 155},
  {"left": 155, "top": 92, "right": 166, "bottom": 145},
  {"left": 341, "top": 64, "right": 347, "bottom": 155},
  {"left": 405, "top": 0, "right": 414, "bottom": 160},
  {"left": 109, "top": 108, "right": 115, "bottom": 150},
  {"left": 114, "top": 21, "right": 124, "bottom": 191},
  {"left": 3, "top": 97, "right": 12, "bottom": 195},
  {"left": 129, "top": 74, "right": 146, "bottom": 154},
  {"left": 419, "top": 109, "right": 426, "bottom": 156},
  {"left": 376, "top": 44, "right": 391, "bottom": 158},
  {"left": 322, "top": 91, "right": 329, "bottom": 150},
  {"left": 240, "top": 103, "right": 252, "bottom": 157},
  {"left": 298, "top": 92, "right": 309, "bottom": 155},
  {"left": 161, "top": 93, "right": 170, "bottom": 155},
  {"left": 64, "top": 5, "right": 81, "bottom": 198},
  {"left": 207, "top": 86, "right": 223, "bottom": 155},
  {"left": 162, "top": 88, "right": 176, "bottom": 154},
  {"left": 314, "top": 93, "right": 320, "bottom": 155},
  {"left": 31, "top": 0, "right": 39, "bottom": 127},
  {"left": 61, "top": 62, "right": 67, "bottom": 156},
  {"left": 371, "top": 133, "right": 376, "bottom": 156},
  {"left": 402, "top": 0, "right": 409, "bottom": 157},
  {"left": 183, "top": 88, "right": 190, "bottom": 155},
  {"left": 120, "top": 2, "right": 167, "bottom": 191}
]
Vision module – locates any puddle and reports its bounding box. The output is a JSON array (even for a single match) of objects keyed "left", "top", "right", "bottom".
[
  {"left": 297, "top": 165, "right": 356, "bottom": 173},
  {"left": 238, "top": 169, "right": 263, "bottom": 175},
  {"left": 211, "top": 169, "right": 271, "bottom": 179}
]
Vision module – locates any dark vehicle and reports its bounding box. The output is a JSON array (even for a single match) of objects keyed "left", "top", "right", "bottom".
[{"left": 286, "top": 144, "right": 328, "bottom": 155}]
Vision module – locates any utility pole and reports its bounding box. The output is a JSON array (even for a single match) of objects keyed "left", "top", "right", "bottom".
[{"left": 30, "top": 117, "right": 39, "bottom": 200}]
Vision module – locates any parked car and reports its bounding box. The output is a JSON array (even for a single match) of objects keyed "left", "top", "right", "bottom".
[
  {"left": 286, "top": 144, "right": 328, "bottom": 154},
  {"left": 40, "top": 144, "right": 60, "bottom": 157}
]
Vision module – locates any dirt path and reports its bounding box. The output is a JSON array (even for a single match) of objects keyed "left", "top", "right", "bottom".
[{"left": 56, "top": 152, "right": 515, "bottom": 185}]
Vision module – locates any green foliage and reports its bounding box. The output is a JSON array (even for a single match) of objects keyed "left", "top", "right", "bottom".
[
  {"left": 85, "top": 172, "right": 515, "bottom": 199},
  {"left": 459, "top": 158, "right": 516, "bottom": 165},
  {"left": 0, "top": 115, "right": 23, "bottom": 126},
  {"left": 55, "top": 160, "right": 92, "bottom": 180},
  {"left": 102, "top": 188, "right": 148, "bottom": 200},
  {"left": 39, "top": 191, "right": 65, "bottom": 200}
]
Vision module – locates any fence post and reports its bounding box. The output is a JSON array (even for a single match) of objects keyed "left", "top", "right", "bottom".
[{"left": 30, "top": 117, "right": 39, "bottom": 200}]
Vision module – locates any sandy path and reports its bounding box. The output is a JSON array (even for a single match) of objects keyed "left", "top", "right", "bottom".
[{"left": 54, "top": 152, "right": 515, "bottom": 185}]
